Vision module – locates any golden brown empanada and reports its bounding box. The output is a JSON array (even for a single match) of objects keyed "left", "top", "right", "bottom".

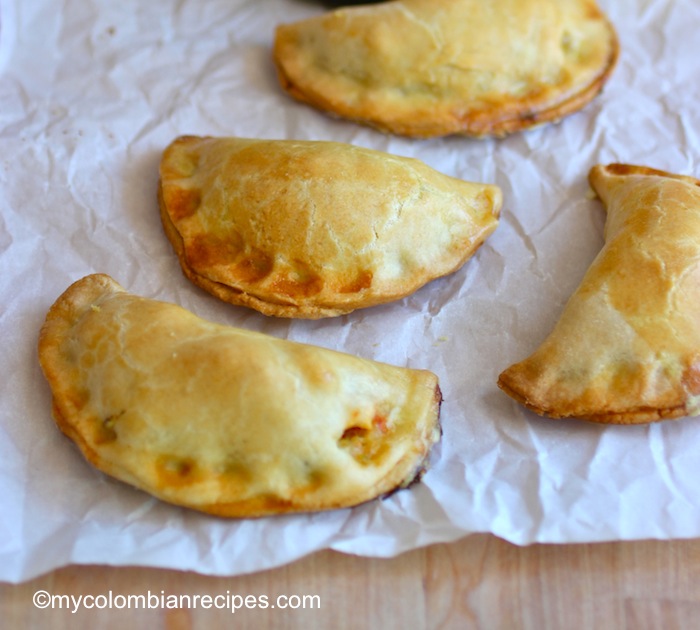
[
  {"left": 158, "top": 135, "right": 501, "bottom": 318},
  {"left": 38, "top": 274, "right": 442, "bottom": 517},
  {"left": 498, "top": 164, "right": 700, "bottom": 424},
  {"left": 273, "top": 0, "right": 619, "bottom": 138}
]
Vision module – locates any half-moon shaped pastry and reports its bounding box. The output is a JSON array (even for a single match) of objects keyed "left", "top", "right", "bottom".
[
  {"left": 158, "top": 135, "right": 501, "bottom": 318},
  {"left": 38, "top": 274, "right": 442, "bottom": 517},
  {"left": 498, "top": 164, "right": 700, "bottom": 424},
  {"left": 273, "top": 0, "right": 619, "bottom": 138}
]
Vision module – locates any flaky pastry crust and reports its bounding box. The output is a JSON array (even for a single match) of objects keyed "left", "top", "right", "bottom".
[
  {"left": 273, "top": 0, "right": 619, "bottom": 138},
  {"left": 158, "top": 136, "right": 501, "bottom": 318},
  {"left": 498, "top": 164, "right": 700, "bottom": 424},
  {"left": 38, "top": 274, "right": 442, "bottom": 517}
]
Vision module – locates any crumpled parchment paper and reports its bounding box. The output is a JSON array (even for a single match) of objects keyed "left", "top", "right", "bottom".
[{"left": 2, "top": 0, "right": 699, "bottom": 583}]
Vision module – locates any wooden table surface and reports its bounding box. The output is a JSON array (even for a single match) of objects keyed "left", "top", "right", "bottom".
[{"left": 3, "top": 534, "right": 699, "bottom": 629}]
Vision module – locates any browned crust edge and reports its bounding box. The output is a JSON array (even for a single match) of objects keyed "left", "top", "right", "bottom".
[
  {"left": 157, "top": 176, "right": 498, "bottom": 319},
  {"left": 496, "top": 371, "right": 690, "bottom": 426},
  {"left": 49, "top": 368, "right": 442, "bottom": 519},
  {"left": 589, "top": 163, "right": 700, "bottom": 192},
  {"left": 157, "top": 182, "right": 351, "bottom": 318}
]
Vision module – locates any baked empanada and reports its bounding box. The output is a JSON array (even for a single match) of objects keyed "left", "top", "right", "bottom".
[
  {"left": 498, "top": 164, "right": 700, "bottom": 424},
  {"left": 158, "top": 135, "right": 501, "bottom": 318},
  {"left": 273, "top": 0, "right": 619, "bottom": 138},
  {"left": 38, "top": 274, "right": 442, "bottom": 517}
]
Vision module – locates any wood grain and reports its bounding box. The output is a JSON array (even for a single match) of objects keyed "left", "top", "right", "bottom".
[{"left": 2, "top": 534, "right": 699, "bottom": 629}]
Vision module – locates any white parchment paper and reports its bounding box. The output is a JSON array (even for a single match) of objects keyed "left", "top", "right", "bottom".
[{"left": 2, "top": 0, "right": 700, "bottom": 583}]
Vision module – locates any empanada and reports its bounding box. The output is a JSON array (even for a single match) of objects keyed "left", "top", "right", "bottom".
[
  {"left": 273, "top": 0, "right": 619, "bottom": 138},
  {"left": 38, "top": 274, "right": 442, "bottom": 517},
  {"left": 158, "top": 135, "right": 501, "bottom": 318},
  {"left": 498, "top": 164, "right": 700, "bottom": 424}
]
